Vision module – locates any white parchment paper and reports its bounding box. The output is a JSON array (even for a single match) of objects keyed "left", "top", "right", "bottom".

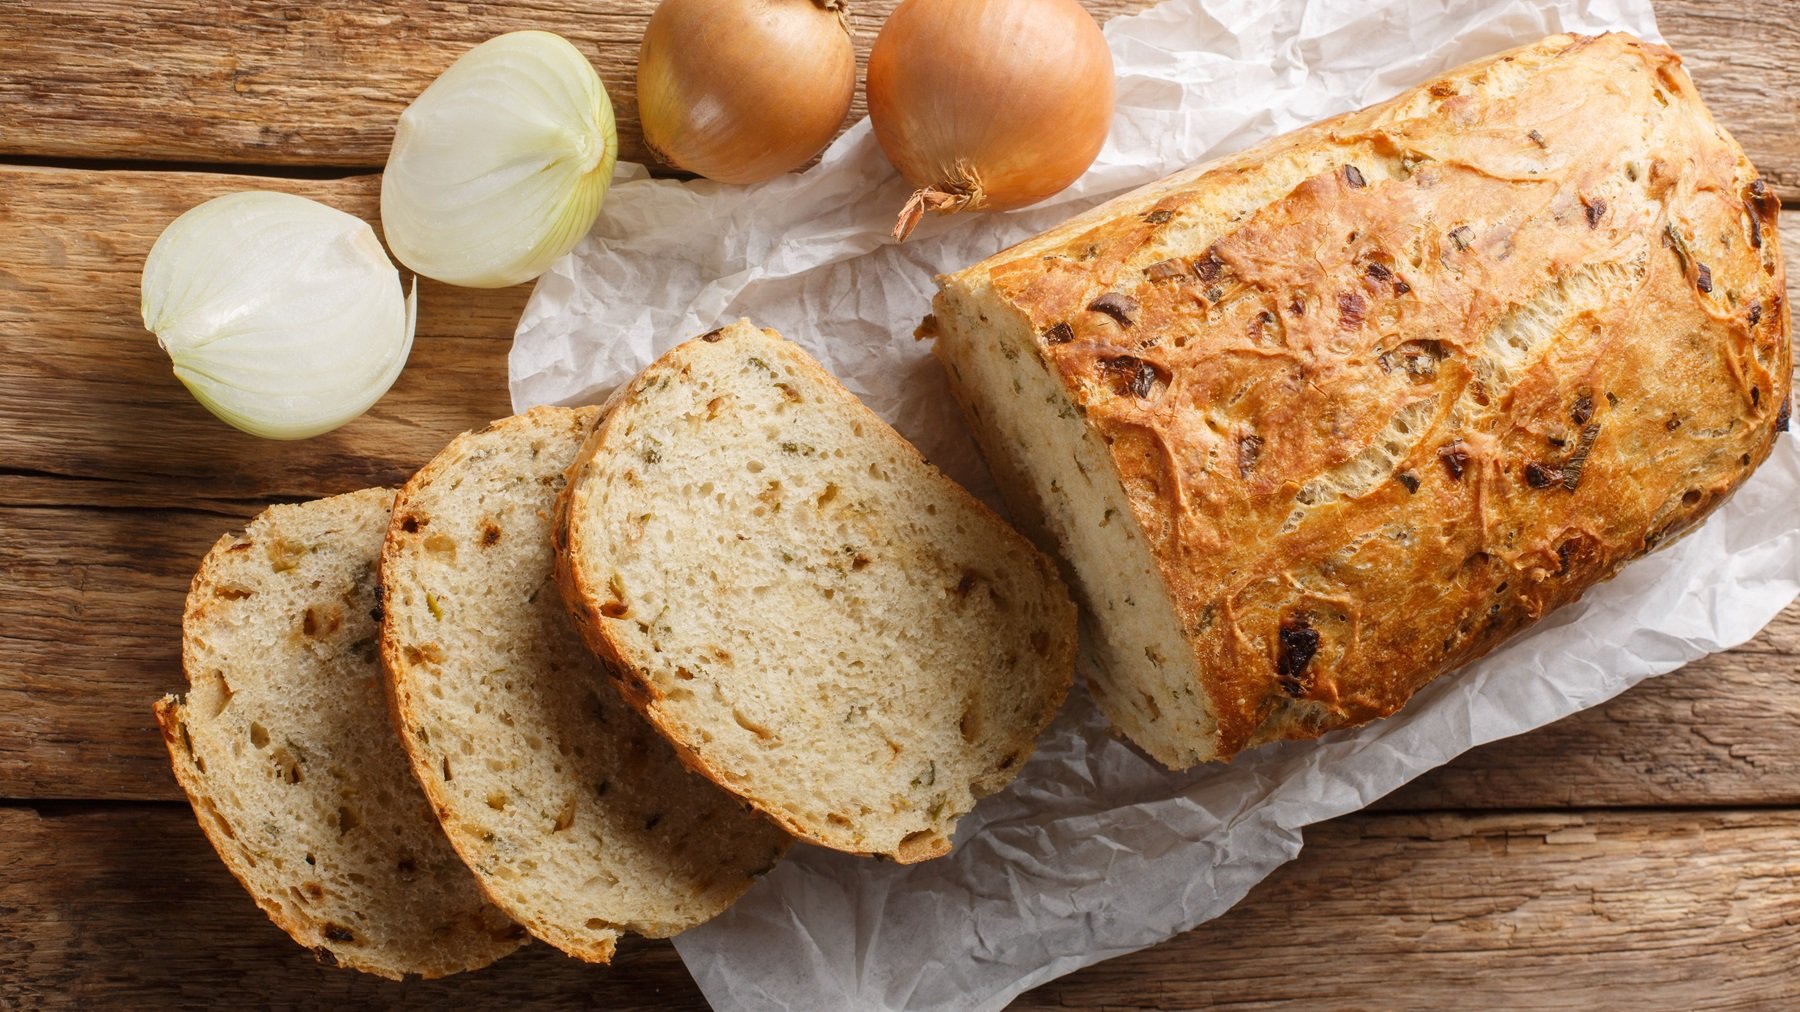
[{"left": 511, "top": 1, "right": 1800, "bottom": 1007}]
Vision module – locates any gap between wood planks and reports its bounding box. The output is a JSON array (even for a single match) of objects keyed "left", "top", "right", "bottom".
[
  {"left": 0, "top": 164, "right": 1795, "bottom": 508},
  {"left": 3, "top": 804, "right": 1794, "bottom": 1009},
  {"left": 10, "top": 796, "right": 1800, "bottom": 817},
  {"left": 0, "top": 1, "right": 1795, "bottom": 201},
  {"left": 0, "top": 153, "right": 371, "bottom": 179}
]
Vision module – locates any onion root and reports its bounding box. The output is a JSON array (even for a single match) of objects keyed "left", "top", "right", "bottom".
[
  {"left": 868, "top": 0, "right": 1114, "bottom": 242},
  {"left": 893, "top": 162, "right": 987, "bottom": 240}
]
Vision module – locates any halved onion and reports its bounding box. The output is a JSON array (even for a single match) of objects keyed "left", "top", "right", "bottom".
[
  {"left": 381, "top": 31, "right": 618, "bottom": 288},
  {"left": 141, "top": 191, "right": 416, "bottom": 440}
]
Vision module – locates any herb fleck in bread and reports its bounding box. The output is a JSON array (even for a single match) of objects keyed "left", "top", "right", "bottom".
[
  {"left": 926, "top": 33, "right": 1790, "bottom": 767},
  {"left": 555, "top": 321, "right": 1077, "bottom": 862},
  {"left": 380, "top": 406, "right": 790, "bottom": 960},
  {"left": 154, "top": 489, "right": 522, "bottom": 979}
]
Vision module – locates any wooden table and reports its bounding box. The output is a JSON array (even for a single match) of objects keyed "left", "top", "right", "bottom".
[{"left": 2, "top": 2, "right": 1796, "bottom": 1007}]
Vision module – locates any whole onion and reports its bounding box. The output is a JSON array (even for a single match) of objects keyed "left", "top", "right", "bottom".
[
  {"left": 867, "top": 0, "right": 1115, "bottom": 239},
  {"left": 637, "top": 0, "right": 857, "bottom": 185}
]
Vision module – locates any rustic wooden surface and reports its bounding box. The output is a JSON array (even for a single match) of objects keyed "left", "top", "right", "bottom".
[
  {"left": 5, "top": 804, "right": 1796, "bottom": 1009},
  {"left": 1, "top": 1, "right": 1794, "bottom": 198},
  {"left": 1, "top": 0, "right": 1796, "bottom": 1008}
]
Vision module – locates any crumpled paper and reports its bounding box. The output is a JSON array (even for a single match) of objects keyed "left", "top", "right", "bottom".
[{"left": 511, "top": 0, "right": 1800, "bottom": 1008}]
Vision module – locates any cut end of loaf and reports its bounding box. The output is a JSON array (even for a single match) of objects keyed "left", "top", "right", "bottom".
[
  {"left": 558, "top": 320, "right": 1077, "bottom": 859},
  {"left": 931, "top": 283, "right": 1221, "bottom": 770}
]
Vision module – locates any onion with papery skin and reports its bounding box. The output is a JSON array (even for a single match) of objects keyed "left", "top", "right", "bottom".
[
  {"left": 868, "top": 0, "right": 1115, "bottom": 240},
  {"left": 141, "top": 191, "right": 416, "bottom": 440},
  {"left": 382, "top": 31, "right": 617, "bottom": 288},
  {"left": 638, "top": 0, "right": 856, "bottom": 185}
]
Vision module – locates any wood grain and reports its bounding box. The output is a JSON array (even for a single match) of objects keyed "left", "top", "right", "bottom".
[
  {"left": 0, "top": 506, "right": 246, "bottom": 801},
  {"left": 0, "top": 804, "right": 704, "bottom": 1010},
  {"left": 0, "top": 2, "right": 1795, "bottom": 200},
  {"left": 1378, "top": 607, "right": 1800, "bottom": 811},
  {"left": 1018, "top": 808, "right": 1800, "bottom": 1009},
  {"left": 0, "top": 0, "right": 1148, "bottom": 171},
  {"left": 5, "top": 803, "right": 1795, "bottom": 1009},
  {"left": 1656, "top": 0, "right": 1800, "bottom": 201}
]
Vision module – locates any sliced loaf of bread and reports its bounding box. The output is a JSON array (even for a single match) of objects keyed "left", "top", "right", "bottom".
[
  {"left": 556, "top": 321, "right": 1077, "bottom": 861},
  {"left": 380, "top": 406, "right": 790, "bottom": 960},
  {"left": 154, "top": 489, "right": 522, "bottom": 980}
]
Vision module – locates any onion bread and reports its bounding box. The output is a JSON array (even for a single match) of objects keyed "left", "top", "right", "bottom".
[
  {"left": 154, "top": 490, "right": 522, "bottom": 979},
  {"left": 380, "top": 406, "right": 790, "bottom": 960},
  {"left": 926, "top": 33, "right": 1790, "bottom": 767},
  {"left": 555, "top": 321, "right": 1077, "bottom": 861}
]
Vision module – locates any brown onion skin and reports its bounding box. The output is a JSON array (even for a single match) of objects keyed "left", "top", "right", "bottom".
[
  {"left": 638, "top": 0, "right": 856, "bottom": 185},
  {"left": 867, "top": 0, "right": 1114, "bottom": 221}
]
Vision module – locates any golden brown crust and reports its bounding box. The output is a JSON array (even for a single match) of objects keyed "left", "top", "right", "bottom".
[
  {"left": 153, "top": 693, "right": 365, "bottom": 975},
  {"left": 555, "top": 322, "right": 1077, "bottom": 861},
  {"left": 939, "top": 34, "right": 1789, "bottom": 760}
]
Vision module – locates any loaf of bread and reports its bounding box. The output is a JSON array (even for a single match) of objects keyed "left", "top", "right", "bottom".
[
  {"left": 926, "top": 33, "right": 1790, "bottom": 768},
  {"left": 380, "top": 406, "right": 790, "bottom": 961},
  {"left": 154, "top": 490, "right": 523, "bottom": 978},
  {"left": 555, "top": 321, "right": 1077, "bottom": 861}
]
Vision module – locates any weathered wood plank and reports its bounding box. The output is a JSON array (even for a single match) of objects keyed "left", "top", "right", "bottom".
[
  {"left": 1017, "top": 807, "right": 1800, "bottom": 1009},
  {"left": 3, "top": 166, "right": 1795, "bottom": 504},
  {"left": 1378, "top": 604, "right": 1800, "bottom": 811},
  {"left": 0, "top": 2, "right": 1794, "bottom": 200},
  {"left": 4, "top": 804, "right": 1794, "bottom": 1008},
  {"left": 0, "top": 804, "right": 704, "bottom": 1009},
  {"left": 0, "top": 167, "right": 520, "bottom": 509},
  {"left": 0, "top": 0, "right": 1148, "bottom": 171},
  {"left": 0, "top": 507, "right": 248, "bottom": 801},
  {"left": 1656, "top": 0, "right": 1800, "bottom": 201},
  {"left": 3, "top": 486, "right": 1795, "bottom": 805}
]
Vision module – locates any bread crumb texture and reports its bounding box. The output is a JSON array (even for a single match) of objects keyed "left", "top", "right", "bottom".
[
  {"left": 155, "top": 489, "right": 523, "bottom": 979},
  {"left": 558, "top": 322, "right": 1076, "bottom": 861},
  {"left": 381, "top": 407, "right": 789, "bottom": 960}
]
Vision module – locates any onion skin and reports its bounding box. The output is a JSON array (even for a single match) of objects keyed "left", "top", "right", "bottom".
[
  {"left": 638, "top": 0, "right": 857, "bottom": 185},
  {"left": 867, "top": 0, "right": 1114, "bottom": 239}
]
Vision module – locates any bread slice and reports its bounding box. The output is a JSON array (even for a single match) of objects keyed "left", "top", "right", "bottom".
[
  {"left": 555, "top": 321, "right": 1077, "bottom": 862},
  {"left": 380, "top": 406, "right": 790, "bottom": 961},
  {"left": 153, "top": 489, "right": 522, "bottom": 980}
]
